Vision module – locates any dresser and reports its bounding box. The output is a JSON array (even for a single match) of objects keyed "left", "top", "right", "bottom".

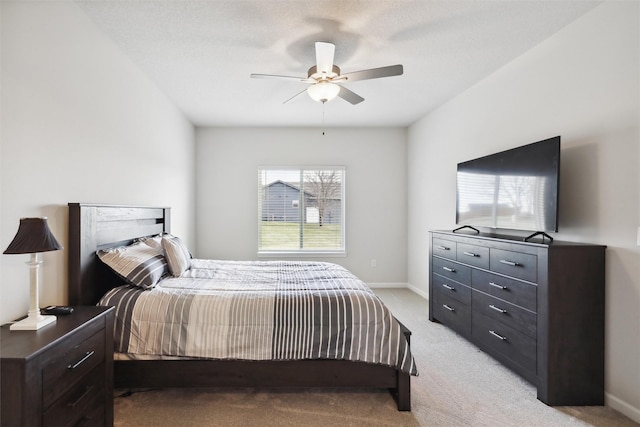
[
  {"left": 1, "top": 306, "right": 115, "bottom": 426},
  {"left": 429, "top": 230, "right": 605, "bottom": 406}
]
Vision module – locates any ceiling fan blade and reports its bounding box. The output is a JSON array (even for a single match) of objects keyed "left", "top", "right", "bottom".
[
  {"left": 283, "top": 88, "right": 308, "bottom": 104},
  {"left": 337, "top": 86, "right": 364, "bottom": 105},
  {"left": 341, "top": 64, "right": 403, "bottom": 82},
  {"left": 250, "top": 73, "right": 310, "bottom": 82},
  {"left": 315, "top": 42, "right": 335, "bottom": 75}
]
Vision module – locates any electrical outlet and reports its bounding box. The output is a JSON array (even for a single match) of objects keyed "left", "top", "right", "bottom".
[
  {"left": 371, "top": 259, "right": 377, "bottom": 268},
  {"left": 637, "top": 227, "right": 640, "bottom": 246}
]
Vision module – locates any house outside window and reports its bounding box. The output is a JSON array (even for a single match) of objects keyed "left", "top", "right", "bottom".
[{"left": 258, "top": 167, "right": 345, "bottom": 255}]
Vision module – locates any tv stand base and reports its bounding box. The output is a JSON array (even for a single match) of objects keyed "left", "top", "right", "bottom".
[
  {"left": 524, "top": 231, "right": 554, "bottom": 243},
  {"left": 452, "top": 225, "right": 480, "bottom": 234}
]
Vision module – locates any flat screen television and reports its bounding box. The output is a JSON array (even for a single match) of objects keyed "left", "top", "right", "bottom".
[{"left": 456, "top": 136, "right": 560, "bottom": 233}]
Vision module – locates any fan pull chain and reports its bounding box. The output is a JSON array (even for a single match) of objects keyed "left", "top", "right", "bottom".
[{"left": 322, "top": 101, "right": 326, "bottom": 135}]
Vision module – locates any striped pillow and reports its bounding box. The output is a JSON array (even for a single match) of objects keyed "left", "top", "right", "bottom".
[
  {"left": 162, "top": 234, "right": 192, "bottom": 277},
  {"left": 97, "top": 242, "right": 168, "bottom": 289}
]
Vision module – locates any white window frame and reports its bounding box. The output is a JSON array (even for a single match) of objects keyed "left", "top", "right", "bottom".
[{"left": 258, "top": 166, "right": 346, "bottom": 257}]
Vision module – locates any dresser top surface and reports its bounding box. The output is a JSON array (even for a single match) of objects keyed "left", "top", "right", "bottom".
[{"left": 431, "top": 230, "right": 606, "bottom": 249}]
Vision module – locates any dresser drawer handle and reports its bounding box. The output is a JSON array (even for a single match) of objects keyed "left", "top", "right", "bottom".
[
  {"left": 489, "top": 304, "right": 507, "bottom": 314},
  {"left": 442, "top": 284, "right": 455, "bottom": 291},
  {"left": 489, "top": 330, "right": 507, "bottom": 340},
  {"left": 499, "top": 259, "right": 520, "bottom": 267},
  {"left": 436, "top": 245, "right": 450, "bottom": 251},
  {"left": 488, "top": 282, "right": 507, "bottom": 290},
  {"left": 442, "top": 304, "right": 455, "bottom": 312},
  {"left": 442, "top": 266, "right": 456, "bottom": 273},
  {"left": 463, "top": 251, "right": 479, "bottom": 257},
  {"left": 67, "top": 385, "right": 94, "bottom": 408},
  {"left": 68, "top": 350, "right": 95, "bottom": 370}
]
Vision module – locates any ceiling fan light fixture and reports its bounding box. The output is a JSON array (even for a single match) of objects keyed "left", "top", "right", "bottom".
[{"left": 307, "top": 81, "right": 340, "bottom": 103}]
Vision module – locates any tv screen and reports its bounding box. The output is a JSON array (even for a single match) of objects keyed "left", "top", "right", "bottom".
[{"left": 456, "top": 136, "right": 560, "bottom": 232}]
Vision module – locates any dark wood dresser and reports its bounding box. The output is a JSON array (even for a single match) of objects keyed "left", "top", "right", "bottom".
[
  {"left": 1, "top": 306, "right": 114, "bottom": 426},
  {"left": 429, "top": 230, "right": 605, "bottom": 406}
]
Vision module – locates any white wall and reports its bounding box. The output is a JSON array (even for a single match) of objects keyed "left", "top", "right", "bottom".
[
  {"left": 0, "top": 1, "right": 195, "bottom": 324},
  {"left": 196, "top": 127, "right": 407, "bottom": 285},
  {"left": 408, "top": 1, "right": 639, "bottom": 421}
]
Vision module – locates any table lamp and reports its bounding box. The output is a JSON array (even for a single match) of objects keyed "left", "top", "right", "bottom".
[{"left": 4, "top": 217, "right": 62, "bottom": 330}]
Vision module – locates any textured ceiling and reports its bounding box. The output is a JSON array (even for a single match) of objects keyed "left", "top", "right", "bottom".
[{"left": 76, "top": 0, "right": 600, "bottom": 127}]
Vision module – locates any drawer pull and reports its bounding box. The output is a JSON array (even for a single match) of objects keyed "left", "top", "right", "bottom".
[
  {"left": 489, "top": 304, "right": 507, "bottom": 314},
  {"left": 499, "top": 259, "right": 520, "bottom": 267},
  {"left": 489, "top": 330, "right": 507, "bottom": 340},
  {"left": 68, "top": 350, "right": 95, "bottom": 370},
  {"left": 442, "top": 304, "right": 455, "bottom": 312},
  {"left": 488, "top": 282, "right": 507, "bottom": 290},
  {"left": 67, "top": 385, "right": 94, "bottom": 408},
  {"left": 463, "top": 251, "right": 479, "bottom": 257},
  {"left": 436, "top": 245, "right": 450, "bottom": 251},
  {"left": 442, "top": 284, "right": 455, "bottom": 291},
  {"left": 442, "top": 266, "right": 456, "bottom": 273}
]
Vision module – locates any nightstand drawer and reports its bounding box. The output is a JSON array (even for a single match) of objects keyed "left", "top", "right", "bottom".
[
  {"left": 42, "top": 328, "right": 105, "bottom": 409},
  {"left": 43, "top": 365, "right": 105, "bottom": 427}
]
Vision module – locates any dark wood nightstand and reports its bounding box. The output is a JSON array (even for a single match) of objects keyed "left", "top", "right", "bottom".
[{"left": 1, "top": 306, "right": 114, "bottom": 426}]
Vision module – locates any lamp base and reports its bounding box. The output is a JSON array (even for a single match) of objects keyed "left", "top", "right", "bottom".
[{"left": 10, "top": 312, "right": 56, "bottom": 330}]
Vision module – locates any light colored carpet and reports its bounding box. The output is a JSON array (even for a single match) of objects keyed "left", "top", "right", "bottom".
[{"left": 114, "top": 288, "right": 637, "bottom": 426}]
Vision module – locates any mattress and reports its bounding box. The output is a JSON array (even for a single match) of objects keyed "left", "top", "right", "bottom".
[{"left": 98, "top": 259, "right": 417, "bottom": 375}]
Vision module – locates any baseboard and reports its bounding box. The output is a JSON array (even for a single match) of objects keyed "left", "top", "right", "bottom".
[
  {"left": 366, "top": 282, "right": 407, "bottom": 289},
  {"left": 367, "top": 282, "right": 430, "bottom": 301},
  {"left": 606, "top": 392, "right": 640, "bottom": 424},
  {"left": 407, "top": 283, "right": 429, "bottom": 300}
]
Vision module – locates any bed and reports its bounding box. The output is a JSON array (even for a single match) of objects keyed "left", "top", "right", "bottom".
[{"left": 67, "top": 203, "right": 415, "bottom": 411}]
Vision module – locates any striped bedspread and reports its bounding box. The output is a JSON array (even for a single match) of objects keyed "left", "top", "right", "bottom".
[{"left": 98, "top": 259, "right": 417, "bottom": 375}]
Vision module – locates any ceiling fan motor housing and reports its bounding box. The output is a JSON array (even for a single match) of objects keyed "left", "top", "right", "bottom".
[{"left": 308, "top": 65, "right": 341, "bottom": 81}]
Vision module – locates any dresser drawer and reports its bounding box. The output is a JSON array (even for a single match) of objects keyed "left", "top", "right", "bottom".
[
  {"left": 490, "top": 248, "right": 537, "bottom": 282},
  {"left": 432, "top": 274, "right": 471, "bottom": 305},
  {"left": 472, "top": 290, "right": 536, "bottom": 338},
  {"left": 433, "top": 289, "right": 471, "bottom": 337},
  {"left": 472, "top": 311, "right": 536, "bottom": 374},
  {"left": 432, "top": 238, "right": 456, "bottom": 260},
  {"left": 432, "top": 257, "right": 471, "bottom": 285},
  {"left": 43, "top": 365, "right": 105, "bottom": 427},
  {"left": 472, "top": 269, "right": 537, "bottom": 312},
  {"left": 456, "top": 243, "right": 490, "bottom": 269},
  {"left": 43, "top": 327, "right": 105, "bottom": 409}
]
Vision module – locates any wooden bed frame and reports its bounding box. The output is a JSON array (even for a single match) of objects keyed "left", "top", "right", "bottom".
[{"left": 67, "top": 203, "right": 411, "bottom": 411}]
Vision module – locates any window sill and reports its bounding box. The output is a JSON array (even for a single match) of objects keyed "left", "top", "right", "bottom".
[{"left": 258, "top": 250, "right": 347, "bottom": 258}]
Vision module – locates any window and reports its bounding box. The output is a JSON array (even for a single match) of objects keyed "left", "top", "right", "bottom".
[{"left": 258, "top": 167, "right": 345, "bottom": 255}]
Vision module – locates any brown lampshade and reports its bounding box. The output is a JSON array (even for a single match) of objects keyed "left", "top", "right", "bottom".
[{"left": 3, "top": 217, "right": 62, "bottom": 254}]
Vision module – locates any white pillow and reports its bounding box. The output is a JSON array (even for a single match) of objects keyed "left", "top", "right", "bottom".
[
  {"left": 162, "top": 234, "right": 192, "bottom": 277},
  {"left": 136, "top": 234, "right": 163, "bottom": 252}
]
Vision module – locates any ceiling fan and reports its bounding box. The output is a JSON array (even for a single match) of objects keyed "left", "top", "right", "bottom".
[{"left": 250, "top": 42, "right": 403, "bottom": 105}]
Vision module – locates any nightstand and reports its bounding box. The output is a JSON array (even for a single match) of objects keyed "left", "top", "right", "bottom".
[{"left": 1, "top": 306, "right": 114, "bottom": 426}]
